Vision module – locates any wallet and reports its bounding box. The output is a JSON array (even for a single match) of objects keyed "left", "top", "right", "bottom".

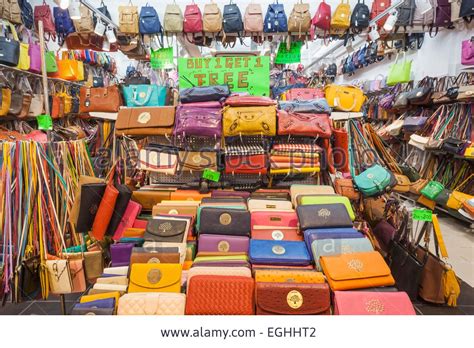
[
  {"left": 117, "top": 293, "right": 186, "bottom": 315},
  {"left": 110, "top": 243, "right": 134, "bottom": 267},
  {"left": 139, "top": 149, "right": 178, "bottom": 174},
  {"left": 187, "top": 267, "right": 251, "bottom": 291},
  {"left": 304, "top": 228, "right": 365, "bottom": 250},
  {"left": 211, "top": 190, "right": 251, "bottom": 199},
  {"left": 80, "top": 291, "right": 120, "bottom": 305},
  {"left": 254, "top": 270, "right": 325, "bottom": 284},
  {"left": 69, "top": 258, "right": 86, "bottom": 293},
  {"left": 128, "top": 263, "right": 182, "bottom": 293},
  {"left": 198, "top": 234, "right": 249, "bottom": 253},
  {"left": 333, "top": 291, "right": 416, "bottom": 315},
  {"left": 198, "top": 208, "right": 250, "bottom": 236},
  {"left": 71, "top": 307, "right": 115, "bottom": 315},
  {"left": 130, "top": 247, "right": 181, "bottom": 265},
  {"left": 152, "top": 203, "right": 199, "bottom": 218},
  {"left": 249, "top": 240, "right": 311, "bottom": 266},
  {"left": 297, "top": 203, "right": 353, "bottom": 230},
  {"left": 131, "top": 190, "right": 173, "bottom": 211},
  {"left": 247, "top": 199, "right": 293, "bottom": 212},
  {"left": 298, "top": 195, "right": 355, "bottom": 220},
  {"left": 70, "top": 176, "right": 104, "bottom": 227},
  {"left": 95, "top": 276, "right": 129, "bottom": 286},
  {"left": 144, "top": 217, "right": 189, "bottom": 243},
  {"left": 170, "top": 190, "right": 211, "bottom": 201},
  {"left": 256, "top": 282, "right": 330, "bottom": 315},
  {"left": 91, "top": 184, "right": 119, "bottom": 240},
  {"left": 74, "top": 298, "right": 115, "bottom": 309},
  {"left": 106, "top": 185, "right": 132, "bottom": 236},
  {"left": 113, "top": 201, "right": 142, "bottom": 241},
  {"left": 250, "top": 211, "right": 300, "bottom": 241},
  {"left": 76, "top": 183, "right": 106, "bottom": 233},
  {"left": 290, "top": 185, "right": 335, "bottom": 206}
]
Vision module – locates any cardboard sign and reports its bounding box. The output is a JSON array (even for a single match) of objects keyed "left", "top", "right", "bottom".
[
  {"left": 178, "top": 56, "right": 270, "bottom": 96},
  {"left": 275, "top": 42, "right": 302, "bottom": 64}
]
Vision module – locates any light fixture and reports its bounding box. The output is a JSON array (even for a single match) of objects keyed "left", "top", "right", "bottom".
[
  {"left": 94, "top": 20, "right": 106, "bottom": 36},
  {"left": 383, "top": 10, "right": 399, "bottom": 32},
  {"left": 69, "top": 0, "right": 81, "bottom": 20},
  {"left": 106, "top": 26, "right": 117, "bottom": 44}
]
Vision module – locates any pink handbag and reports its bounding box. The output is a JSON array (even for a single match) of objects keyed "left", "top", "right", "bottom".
[
  {"left": 27, "top": 31, "right": 41, "bottom": 74},
  {"left": 250, "top": 211, "right": 301, "bottom": 241},
  {"left": 284, "top": 88, "right": 325, "bottom": 101},
  {"left": 461, "top": 39, "right": 474, "bottom": 66},
  {"left": 113, "top": 201, "right": 142, "bottom": 240},
  {"left": 69, "top": 259, "right": 87, "bottom": 293},
  {"left": 333, "top": 291, "right": 416, "bottom": 315}
]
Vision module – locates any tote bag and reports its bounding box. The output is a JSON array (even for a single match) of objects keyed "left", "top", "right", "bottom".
[{"left": 387, "top": 53, "right": 412, "bottom": 86}]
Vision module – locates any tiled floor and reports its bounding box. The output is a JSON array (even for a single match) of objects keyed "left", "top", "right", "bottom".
[{"left": 1, "top": 213, "right": 473, "bottom": 315}]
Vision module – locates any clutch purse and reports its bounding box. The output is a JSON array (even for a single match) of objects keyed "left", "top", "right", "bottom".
[
  {"left": 222, "top": 105, "right": 277, "bottom": 137},
  {"left": 130, "top": 247, "right": 181, "bottom": 265},
  {"left": 144, "top": 217, "right": 189, "bottom": 243},
  {"left": 290, "top": 184, "right": 335, "bottom": 206},
  {"left": 298, "top": 195, "right": 355, "bottom": 220},
  {"left": 113, "top": 200, "right": 142, "bottom": 241},
  {"left": 91, "top": 184, "right": 119, "bottom": 240},
  {"left": 255, "top": 282, "right": 330, "bottom": 315},
  {"left": 297, "top": 203, "right": 353, "bottom": 230},
  {"left": 185, "top": 275, "right": 255, "bottom": 315},
  {"left": 128, "top": 263, "right": 182, "bottom": 293},
  {"left": 333, "top": 291, "right": 416, "bottom": 315},
  {"left": 115, "top": 106, "right": 175, "bottom": 136},
  {"left": 110, "top": 243, "right": 134, "bottom": 267},
  {"left": 117, "top": 293, "right": 186, "bottom": 315},
  {"left": 76, "top": 183, "right": 106, "bottom": 233},
  {"left": 249, "top": 240, "right": 311, "bottom": 266},
  {"left": 254, "top": 270, "right": 325, "bottom": 283},
  {"left": 179, "top": 85, "right": 230, "bottom": 104},
  {"left": 138, "top": 148, "right": 178, "bottom": 174},
  {"left": 250, "top": 210, "right": 300, "bottom": 241},
  {"left": 320, "top": 251, "right": 395, "bottom": 291},
  {"left": 186, "top": 267, "right": 251, "bottom": 290},
  {"left": 198, "top": 234, "right": 249, "bottom": 253},
  {"left": 71, "top": 307, "right": 115, "bottom": 315},
  {"left": 198, "top": 208, "right": 250, "bottom": 236},
  {"left": 277, "top": 111, "right": 332, "bottom": 138}
]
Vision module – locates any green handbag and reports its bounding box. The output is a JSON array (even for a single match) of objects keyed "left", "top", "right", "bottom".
[
  {"left": 420, "top": 181, "right": 445, "bottom": 200},
  {"left": 386, "top": 52, "right": 412, "bottom": 86},
  {"left": 354, "top": 164, "right": 392, "bottom": 197},
  {"left": 46, "top": 51, "right": 58, "bottom": 73}
]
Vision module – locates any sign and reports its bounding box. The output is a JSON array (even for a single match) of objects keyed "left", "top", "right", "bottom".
[
  {"left": 178, "top": 56, "right": 270, "bottom": 96},
  {"left": 151, "top": 47, "right": 174, "bottom": 70},
  {"left": 275, "top": 42, "right": 302, "bottom": 64},
  {"left": 36, "top": 114, "right": 53, "bottom": 130},
  {"left": 202, "top": 168, "right": 221, "bottom": 182},
  {"left": 412, "top": 209, "right": 433, "bottom": 222}
]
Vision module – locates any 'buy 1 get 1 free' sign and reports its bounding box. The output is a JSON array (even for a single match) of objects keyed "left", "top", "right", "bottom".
[{"left": 178, "top": 56, "right": 270, "bottom": 96}]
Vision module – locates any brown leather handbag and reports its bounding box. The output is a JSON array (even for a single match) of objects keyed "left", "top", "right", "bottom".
[
  {"left": 393, "top": 173, "right": 410, "bottom": 193},
  {"left": 277, "top": 111, "right": 332, "bottom": 138},
  {"left": 334, "top": 178, "right": 360, "bottom": 201},
  {"left": 115, "top": 106, "right": 175, "bottom": 136},
  {"left": 79, "top": 85, "right": 122, "bottom": 113}
]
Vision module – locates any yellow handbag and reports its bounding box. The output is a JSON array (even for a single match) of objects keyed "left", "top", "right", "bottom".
[
  {"left": 222, "top": 105, "right": 277, "bottom": 137},
  {"left": 17, "top": 42, "right": 30, "bottom": 71},
  {"left": 58, "top": 84, "right": 73, "bottom": 115},
  {"left": 446, "top": 174, "right": 474, "bottom": 210},
  {"left": 393, "top": 174, "right": 411, "bottom": 193},
  {"left": 324, "top": 84, "right": 366, "bottom": 112},
  {"left": 417, "top": 195, "right": 437, "bottom": 210},
  {"left": 80, "top": 291, "right": 121, "bottom": 307},
  {"left": 128, "top": 263, "right": 182, "bottom": 293},
  {"left": 0, "top": 88, "right": 12, "bottom": 116}
]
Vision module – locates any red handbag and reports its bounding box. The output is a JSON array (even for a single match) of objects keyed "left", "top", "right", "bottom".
[
  {"left": 370, "top": 0, "right": 391, "bottom": 29},
  {"left": 34, "top": 1, "right": 56, "bottom": 40},
  {"left": 277, "top": 111, "right": 332, "bottom": 138},
  {"left": 284, "top": 88, "right": 325, "bottom": 101},
  {"left": 333, "top": 128, "right": 350, "bottom": 172},
  {"left": 225, "top": 154, "right": 267, "bottom": 174},
  {"left": 312, "top": 1, "right": 331, "bottom": 32}
]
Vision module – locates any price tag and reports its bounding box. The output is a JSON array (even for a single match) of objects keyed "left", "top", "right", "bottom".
[
  {"left": 202, "top": 168, "right": 220, "bottom": 182},
  {"left": 412, "top": 209, "right": 433, "bottom": 222},
  {"left": 37, "top": 114, "right": 53, "bottom": 130}
]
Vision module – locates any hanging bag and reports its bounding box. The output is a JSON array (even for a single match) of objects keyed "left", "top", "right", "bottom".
[
  {"left": 244, "top": 3, "right": 264, "bottom": 43},
  {"left": 28, "top": 79, "right": 44, "bottom": 117},
  {"left": 386, "top": 52, "right": 412, "bottom": 86},
  {"left": 331, "top": 0, "right": 351, "bottom": 33},
  {"left": 184, "top": 3, "right": 203, "bottom": 43},
  {"left": 0, "top": 19, "right": 20, "bottom": 67},
  {"left": 288, "top": 1, "right": 311, "bottom": 38},
  {"left": 73, "top": 5, "right": 94, "bottom": 33},
  {"left": 139, "top": 4, "right": 162, "bottom": 35},
  {"left": 350, "top": 0, "right": 370, "bottom": 33},
  {"left": 203, "top": 1, "right": 223, "bottom": 35},
  {"left": 222, "top": 1, "right": 244, "bottom": 46},
  {"left": 119, "top": 2, "right": 139, "bottom": 34},
  {"left": 2, "top": 0, "right": 23, "bottom": 24},
  {"left": 0, "top": 71, "right": 12, "bottom": 116},
  {"left": 370, "top": 0, "right": 391, "bottom": 28},
  {"left": 263, "top": 0, "right": 288, "bottom": 33},
  {"left": 163, "top": 2, "right": 184, "bottom": 35},
  {"left": 34, "top": 1, "right": 56, "bottom": 41},
  {"left": 53, "top": 6, "right": 75, "bottom": 45},
  {"left": 459, "top": 0, "right": 474, "bottom": 21},
  {"left": 122, "top": 84, "right": 167, "bottom": 107},
  {"left": 312, "top": 1, "right": 331, "bottom": 38}
]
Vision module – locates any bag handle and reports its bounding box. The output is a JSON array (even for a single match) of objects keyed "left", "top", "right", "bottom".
[{"left": 130, "top": 86, "right": 155, "bottom": 106}]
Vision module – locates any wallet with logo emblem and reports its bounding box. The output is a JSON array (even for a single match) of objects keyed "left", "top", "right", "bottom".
[
  {"left": 144, "top": 217, "right": 189, "bottom": 243},
  {"left": 129, "top": 247, "right": 181, "bottom": 265},
  {"left": 297, "top": 203, "right": 353, "bottom": 230},
  {"left": 198, "top": 234, "right": 249, "bottom": 253},
  {"left": 128, "top": 263, "right": 182, "bottom": 293},
  {"left": 198, "top": 208, "right": 251, "bottom": 236},
  {"left": 76, "top": 183, "right": 106, "bottom": 233},
  {"left": 249, "top": 240, "right": 311, "bottom": 266}
]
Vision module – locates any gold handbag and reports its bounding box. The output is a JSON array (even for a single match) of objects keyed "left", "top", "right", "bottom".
[
  {"left": 0, "top": 88, "right": 12, "bottom": 116},
  {"left": 222, "top": 105, "right": 277, "bottom": 137},
  {"left": 324, "top": 84, "right": 366, "bottom": 112},
  {"left": 446, "top": 174, "right": 474, "bottom": 210},
  {"left": 128, "top": 263, "right": 182, "bottom": 293},
  {"left": 393, "top": 174, "right": 411, "bottom": 193}
]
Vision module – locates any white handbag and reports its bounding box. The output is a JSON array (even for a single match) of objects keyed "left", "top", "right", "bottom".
[
  {"left": 46, "top": 260, "right": 73, "bottom": 294},
  {"left": 409, "top": 134, "right": 430, "bottom": 151},
  {"left": 117, "top": 293, "right": 186, "bottom": 315},
  {"left": 247, "top": 199, "right": 293, "bottom": 212}
]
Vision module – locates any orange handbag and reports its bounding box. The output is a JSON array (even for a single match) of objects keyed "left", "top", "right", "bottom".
[
  {"left": 320, "top": 251, "right": 395, "bottom": 291},
  {"left": 170, "top": 190, "right": 211, "bottom": 201},
  {"left": 57, "top": 51, "right": 77, "bottom": 81},
  {"left": 185, "top": 275, "right": 255, "bottom": 315}
]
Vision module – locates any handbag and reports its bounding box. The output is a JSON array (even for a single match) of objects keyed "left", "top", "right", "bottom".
[
  {"left": 115, "top": 106, "right": 175, "bottom": 136},
  {"left": 279, "top": 99, "right": 332, "bottom": 114},
  {"left": 138, "top": 148, "right": 178, "bottom": 174},
  {"left": 178, "top": 151, "right": 217, "bottom": 172},
  {"left": 461, "top": 38, "right": 474, "bottom": 65},
  {"left": 79, "top": 85, "right": 122, "bottom": 113},
  {"left": 106, "top": 185, "right": 132, "bottom": 236},
  {"left": 163, "top": 3, "right": 184, "bottom": 34},
  {"left": 446, "top": 174, "right": 474, "bottom": 210},
  {"left": 288, "top": 2, "right": 312, "bottom": 37},
  {"left": 128, "top": 263, "right": 182, "bottom": 293},
  {"left": 46, "top": 259, "right": 73, "bottom": 294},
  {"left": 386, "top": 52, "right": 412, "bottom": 86},
  {"left": 420, "top": 180, "right": 445, "bottom": 200},
  {"left": 0, "top": 19, "right": 20, "bottom": 67},
  {"left": 407, "top": 77, "right": 435, "bottom": 105},
  {"left": 223, "top": 105, "right": 277, "bottom": 136},
  {"left": 277, "top": 111, "right": 332, "bottom": 138},
  {"left": 324, "top": 84, "right": 366, "bottom": 112},
  {"left": 119, "top": 3, "right": 139, "bottom": 34},
  {"left": 284, "top": 88, "right": 324, "bottom": 101},
  {"left": 179, "top": 85, "right": 230, "bottom": 103},
  {"left": 118, "top": 293, "right": 186, "bottom": 315},
  {"left": 271, "top": 70, "right": 305, "bottom": 99},
  {"left": 34, "top": 1, "right": 56, "bottom": 40},
  {"left": 335, "top": 178, "right": 360, "bottom": 201},
  {"left": 73, "top": 5, "right": 94, "bottom": 33},
  {"left": 122, "top": 84, "right": 167, "bottom": 107},
  {"left": 45, "top": 50, "right": 57, "bottom": 73}
]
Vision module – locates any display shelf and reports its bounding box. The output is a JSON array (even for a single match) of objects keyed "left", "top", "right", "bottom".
[{"left": 0, "top": 63, "right": 84, "bottom": 86}]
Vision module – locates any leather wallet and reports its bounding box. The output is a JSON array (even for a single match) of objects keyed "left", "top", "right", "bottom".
[
  {"left": 249, "top": 240, "right": 311, "bottom": 266},
  {"left": 250, "top": 191, "right": 291, "bottom": 201},
  {"left": 80, "top": 291, "right": 121, "bottom": 305},
  {"left": 198, "top": 208, "right": 251, "bottom": 236},
  {"left": 139, "top": 149, "right": 178, "bottom": 174},
  {"left": 225, "top": 154, "right": 267, "bottom": 174},
  {"left": 304, "top": 228, "right": 364, "bottom": 246},
  {"left": 170, "top": 190, "right": 211, "bottom": 201},
  {"left": 152, "top": 202, "right": 199, "bottom": 217},
  {"left": 128, "top": 263, "right": 182, "bottom": 293},
  {"left": 254, "top": 270, "right": 325, "bottom": 283},
  {"left": 297, "top": 203, "right": 353, "bottom": 230},
  {"left": 103, "top": 266, "right": 129, "bottom": 276},
  {"left": 83, "top": 250, "right": 104, "bottom": 281},
  {"left": 290, "top": 185, "right": 335, "bottom": 206},
  {"left": 74, "top": 298, "right": 115, "bottom": 309},
  {"left": 113, "top": 201, "right": 142, "bottom": 241},
  {"left": 96, "top": 276, "right": 128, "bottom": 286},
  {"left": 117, "top": 293, "right": 186, "bottom": 315},
  {"left": 91, "top": 184, "right": 119, "bottom": 240},
  {"left": 198, "top": 234, "right": 249, "bottom": 253},
  {"left": 256, "top": 282, "right": 330, "bottom": 315},
  {"left": 130, "top": 247, "right": 181, "bottom": 265},
  {"left": 92, "top": 283, "right": 127, "bottom": 293},
  {"left": 110, "top": 243, "right": 134, "bottom": 267},
  {"left": 311, "top": 238, "right": 374, "bottom": 271},
  {"left": 131, "top": 190, "right": 173, "bottom": 211},
  {"left": 178, "top": 151, "right": 217, "bottom": 172},
  {"left": 298, "top": 195, "right": 355, "bottom": 220},
  {"left": 251, "top": 211, "right": 300, "bottom": 241},
  {"left": 187, "top": 267, "right": 251, "bottom": 291},
  {"left": 144, "top": 217, "right": 189, "bottom": 243},
  {"left": 76, "top": 183, "right": 106, "bottom": 233},
  {"left": 71, "top": 307, "right": 115, "bottom": 315},
  {"left": 247, "top": 199, "right": 293, "bottom": 212},
  {"left": 70, "top": 176, "right": 104, "bottom": 227},
  {"left": 320, "top": 251, "right": 395, "bottom": 291},
  {"left": 106, "top": 185, "right": 132, "bottom": 236},
  {"left": 211, "top": 190, "right": 251, "bottom": 199},
  {"left": 333, "top": 291, "right": 416, "bottom": 315},
  {"left": 185, "top": 275, "right": 255, "bottom": 315}
]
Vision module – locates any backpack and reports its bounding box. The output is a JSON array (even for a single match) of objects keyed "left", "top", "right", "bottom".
[
  {"left": 312, "top": 1, "right": 331, "bottom": 32},
  {"left": 223, "top": 3, "right": 244, "bottom": 33},
  {"left": 358, "top": 45, "right": 367, "bottom": 67},
  {"left": 2, "top": 0, "right": 23, "bottom": 25},
  {"left": 370, "top": 0, "right": 391, "bottom": 29},
  {"left": 163, "top": 4, "right": 183, "bottom": 34},
  {"left": 395, "top": 0, "right": 416, "bottom": 28},
  {"left": 73, "top": 5, "right": 94, "bottom": 33},
  {"left": 244, "top": 3, "right": 263, "bottom": 33},
  {"left": 263, "top": 2, "right": 288, "bottom": 33},
  {"left": 350, "top": 0, "right": 370, "bottom": 32},
  {"left": 119, "top": 5, "right": 139, "bottom": 34},
  {"left": 326, "top": 63, "right": 337, "bottom": 77},
  {"left": 19, "top": 0, "right": 33, "bottom": 29},
  {"left": 203, "top": 3, "right": 222, "bottom": 34},
  {"left": 139, "top": 5, "right": 162, "bottom": 34},
  {"left": 412, "top": 0, "right": 435, "bottom": 27},
  {"left": 460, "top": 0, "right": 474, "bottom": 21},
  {"left": 331, "top": 0, "right": 351, "bottom": 31},
  {"left": 53, "top": 7, "right": 75, "bottom": 45},
  {"left": 433, "top": 0, "right": 453, "bottom": 27},
  {"left": 34, "top": 1, "right": 56, "bottom": 40},
  {"left": 184, "top": 4, "right": 203, "bottom": 34},
  {"left": 288, "top": 2, "right": 311, "bottom": 37}
]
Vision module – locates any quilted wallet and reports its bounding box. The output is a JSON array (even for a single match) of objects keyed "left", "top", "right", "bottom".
[
  {"left": 118, "top": 293, "right": 186, "bottom": 315},
  {"left": 297, "top": 203, "right": 353, "bottom": 230},
  {"left": 249, "top": 240, "right": 311, "bottom": 266}
]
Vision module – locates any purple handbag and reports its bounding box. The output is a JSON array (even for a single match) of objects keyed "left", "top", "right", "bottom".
[
  {"left": 434, "top": 0, "right": 452, "bottom": 28},
  {"left": 373, "top": 220, "right": 396, "bottom": 253},
  {"left": 174, "top": 104, "right": 222, "bottom": 138},
  {"left": 198, "top": 234, "right": 250, "bottom": 253},
  {"left": 27, "top": 30, "right": 41, "bottom": 74},
  {"left": 110, "top": 243, "right": 134, "bottom": 267},
  {"left": 379, "top": 84, "right": 401, "bottom": 110},
  {"left": 462, "top": 39, "right": 474, "bottom": 66},
  {"left": 403, "top": 116, "right": 428, "bottom": 132}
]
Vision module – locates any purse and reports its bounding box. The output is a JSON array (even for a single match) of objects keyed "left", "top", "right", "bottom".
[
  {"left": 76, "top": 183, "right": 106, "bottom": 233},
  {"left": 91, "top": 181, "right": 119, "bottom": 241},
  {"left": 129, "top": 247, "right": 181, "bottom": 265},
  {"left": 284, "top": 88, "right": 324, "bottom": 101},
  {"left": 320, "top": 251, "right": 395, "bottom": 291},
  {"left": 250, "top": 211, "right": 300, "bottom": 241},
  {"left": 198, "top": 234, "right": 250, "bottom": 253},
  {"left": 407, "top": 77, "right": 435, "bottom": 105},
  {"left": 68, "top": 258, "right": 87, "bottom": 293},
  {"left": 83, "top": 250, "right": 104, "bottom": 282},
  {"left": 144, "top": 217, "right": 189, "bottom": 243},
  {"left": 186, "top": 275, "right": 255, "bottom": 315},
  {"left": 178, "top": 151, "right": 217, "bottom": 172},
  {"left": 277, "top": 111, "right": 332, "bottom": 138},
  {"left": 118, "top": 293, "right": 186, "bottom": 315},
  {"left": 420, "top": 180, "right": 445, "bottom": 200},
  {"left": 106, "top": 185, "right": 132, "bottom": 236},
  {"left": 222, "top": 105, "right": 277, "bottom": 136},
  {"left": 46, "top": 259, "right": 73, "bottom": 294},
  {"left": 247, "top": 199, "right": 293, "bottom": 212},
  {"left": 113, "top": 201, "right": 142, "bottom": 241},
  {"left": 119, "top": 4, "right": 139, "bottom": 34},
  {"left": 256, "top": 282, "right": 330, "bottom": 315},
  {"left": 249, "top": 240, "right": 311, "bottom": 266},
  {"left": 198, "top": 208, "right": 250, "bottom": 236},
  {"left": 115, "top": 106, "right": 175, "bottom": 136},
  {"left": 386, "top": 52, "right": 412, "bottom": 86},
  {"left": 279, "top": 99, "right": 332, "bottom": 114},
  {"left": 324, "top": 84, "right": 366, "bottom": 112},
  {"left": 333, "top": 291, "right": 416, "bottom": 315},
  {"left": 187, "top": 267, "right": 252, "bottom": 289},
  {"left": 174, "top": 103, "right": 222, "bottom": 138},
  {"left": 272, "top": 70, "right": 305, "bottom": 99},
  {"left": 138, "top": 148, "right": 178, "bottom": 174},
  {"left": 299, "top": 195, "right": 355, "bottom": 220},
  {"left": 128, "top": 263, "right": 182, "bottom": 293},
  {"left": 122, "top": 84, "right": 167, "bottom": 107},
  {"left": 297, "top": 203, "right": 353, "bottom": 230},
  {"left": 110, "top": 243, "right": 134, "bottom": 267},
  {"left": 334, "top": 178, "right": 360, "bottom": 201},
  {"left": 180, "top": 85, "right": 230, "bottom": 103},
  {"left": 446, "top": 174, "right": 474, "bottom": 210},
  {"left": 17, "top": 255, "right": 41, "bottom": 301},
  {"left": 0, "top": 20, "right": 20, "bottom": 67},
  {"left": 79, "top": 85, "right": 122, "bottom": 113}
]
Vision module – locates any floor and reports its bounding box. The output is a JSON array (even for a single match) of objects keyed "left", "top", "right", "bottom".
[{"left": 0, "top": 213, "right": 473, "bottom": 315}]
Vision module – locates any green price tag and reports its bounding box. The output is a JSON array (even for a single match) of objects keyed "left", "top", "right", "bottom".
[
  {"left": 412, "top": 209, "right": 433, "bottom": 222},
  {"left": 37, "top": 114, "right": 53, "bottom": 130},
  {"left": 150, "top": 47, "right": 174, "bottom": 70},
  {"left": 202, "top": 168, "right": 220, "bottom": 182}
]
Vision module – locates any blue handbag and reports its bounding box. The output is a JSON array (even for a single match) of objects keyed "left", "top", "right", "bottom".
[
  {"left": 249, "top": 240, "right": 311, "bottom": 266},
  {"left": 139, "top": 5, "right": 162, "bottom": 34},
  {"left": 53, "top": 7, "right": 75, "bottom": 44},
  {"left": 264, "top": 2, "right": 288, "bottom": 33},
  {"left": 122, "top": 84, "right": 167, "bottom": 107},
  {"left": 311, "top": 238, "right": 374, "bottom": 271}
]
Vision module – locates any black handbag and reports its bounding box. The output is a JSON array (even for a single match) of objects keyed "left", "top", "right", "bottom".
[
  {"left": 434, "top": 188, "right": 452, "bottom": 207},
  {"left": 16, "top": 255, "right": 41, "bottom": 302},
  {"left": 0, "top": 22, "right": 20, "bottom": 67},
  {"left": 179, "top": 84, "right": 231, "bottom": 103},
  {"left": 388, "top": 215, "right": 425, "bottom": 300},
  {"left": 407, "top": 77, "right": 435, "bottom": 105},
  {"left": 76, "top": 183, "right": 106, "bottom": 233}
]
